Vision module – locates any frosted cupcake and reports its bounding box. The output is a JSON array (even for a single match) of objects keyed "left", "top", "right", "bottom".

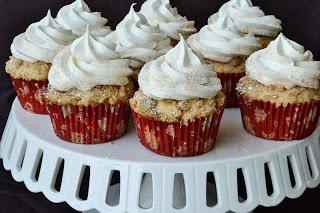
[
  {"left": 56, "top": 0, "right": 111, "bottom": 37},
  {"left": 130, "top": 36, "right": 225, "bottom": 157},
  {"left": 140, "top": 0, "right": 197, "bottom": 45},
  {"left": 237, "top": 34, "right": 320, "bottom": 141},
  {"left": 112, "top": 4, "right": 172, "bottom": 82},
  {"left": 188, "top": 14, "right": 261, "bottom": 107},
  {"left": 5, "top": 10, "right": 76, "bottom": 114},
  {"left": 208, "top": 0, "right": 282, "bottom": 47},
  {"left": 47, "top": 27, "right": 134, "bottom": 144}
]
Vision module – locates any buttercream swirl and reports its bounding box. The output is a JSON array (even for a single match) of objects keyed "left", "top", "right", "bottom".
[
  {"left": 188, "top": 13, "right": 261, "bottom": 62},
  {"left": 115, "top": 4, "right": 172, "bottom": 67},
  {"left": 140, "top": 0, "right": 197, "bottom": 41},
  {"left": 11, "top": 10, "right": 76, "bottom": 63},
  {"left": 246, "top": 33, "right": 320, "bottom": 89},
  {"left": 208, "top": 0, "right": 282, "bottom": 37},
  {"left": 139, "top": 36, "right": 222, "bottom": 100},
  {"left": 56, "top": 0, "right": 111, "bottom": 36},
  {"left": 48, "top": 27, "right": 132, "bottom": 92}
]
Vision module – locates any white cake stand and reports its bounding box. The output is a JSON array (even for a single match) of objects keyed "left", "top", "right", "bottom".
[{"left": 1, "top": 99, "right": 320, "bottom": 213}]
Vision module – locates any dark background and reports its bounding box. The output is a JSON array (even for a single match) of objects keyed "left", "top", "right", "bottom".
[{"left": 0, "top": 0, "right": 319, "bottom": 212}]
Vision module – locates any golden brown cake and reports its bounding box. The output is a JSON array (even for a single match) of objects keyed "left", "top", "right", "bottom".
[
  {"left": 130, "top": 91, "right": 225, "bottom": 123},
  {"left": 6, "top": 56, "right": 50, "bottom": 81},
  {"left": 47, "top": 81, "right": 135, "bottom": 107},
  {"left": 237, "top": 76, "right": 320, "bottom": 106},
  {"left": 205, "top": 57, "right": 246, "bottom": 74},
  {"left": 258, "top": 36, "right": 275, "bottom": 48}
]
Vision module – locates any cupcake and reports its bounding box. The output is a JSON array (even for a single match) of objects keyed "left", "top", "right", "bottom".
[
  {"left": 56, "top": 0, "right": 111, "bottom": 37},
  {"left": 237, "top": 34, "right": 320, "bottom": 141},
  {"left": 188, "top": 14, "right": 261, "bottom": 107},
  {"left": 112, "top": 4, "right": 172, "bottom": 83},
  {"left": 46, "top": 27, "right": 134, "bottom": 144},
  {"left": 208, "top": 0, "right": 282, "bottom": 47},
  {"left": 130, "top": 36, "right": 225, "bottom": 157},
  {"left": 140, "top": 0, "right": 197, "bottom": 45},
  {"left": 5, "top": 10, "right": 76, "bottom": 114}
]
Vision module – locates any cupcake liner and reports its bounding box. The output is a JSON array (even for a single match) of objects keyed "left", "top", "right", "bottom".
[
  {"left": 237, "top": 92, "right": 320, "bottom": 141},
  {"left": 11, "top": 77, "right": 48, "bottom": 114},
  {"left": 47, "top": 102, "right": 130, "bottom": 144},
  {"left": 132, "top": 107, "right": 224, "bottom": 157},
  {"left": 217, "top": 72, "right": 245, "bottom": 108}
]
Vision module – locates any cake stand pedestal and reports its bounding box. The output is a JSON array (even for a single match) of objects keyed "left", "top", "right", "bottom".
[{"left": 1, "top": 99, "right": 320, "bottom": 213}]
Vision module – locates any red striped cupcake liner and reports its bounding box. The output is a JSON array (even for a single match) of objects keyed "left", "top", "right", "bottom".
[
  {"left": 47, "top": 102, "right": 131, "bottom": 144},
  {"left": 132, "top": 106, "right": 225, "bottom": 157},
  {"left": 237, "top": 92, "right": 320, "bottom": 141},
  {"left": 217, "top": 72, "right": 245, "bottom": 108},
  {"left": 11, "top": 77, "right": 48, "bottom": 114}
]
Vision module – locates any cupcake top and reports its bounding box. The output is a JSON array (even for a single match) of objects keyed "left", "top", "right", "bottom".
[
  {"left": 10, "top": 10, "right": 76, "bottom": 63},
  {"left": 208, "top": 0, "right": 282, "bottom": 37},
  {"left": 139, "top": 35, "right": 222, "bottom": 101},
  {"left": 188, "top": 13, "right": 261, "bottom": 63},
  {"left": 140, "top": 0, "right": 197, "bottom": 41},
  {"left": 56, "top": 0, "right": 111, "bottom": 36},
  {"left": 48, "top": 27, "right": 132, "bottom": 92},
  {"left": 246, "top": 33, "right": 320, "bottom": 89},
  {"left": 115, "top": 4, "right": 172, "bottom": 67}
]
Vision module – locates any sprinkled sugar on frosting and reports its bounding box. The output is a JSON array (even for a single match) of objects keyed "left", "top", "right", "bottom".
[
  {"left": 139, "top": 35, "right": 222, "bottom": 100},
  {"left": 188, "top": 13, "right": 261, "bottom": 63},
  {"left": 48, "top": 26, "right": 132, "bottom": 92},
  {"left": 246, "top": 33, "right": 320, "bottom": 89},
  {"left": 56, "top": 0, "right": 111, "bottom": 36},
  {"left": 114, "top": 4, "right": 172, "bottom": 68},
  {"left": 140, "top": 0, "right": 197, "bottom": 41},
  {"left": 11, "top": 10, "right": 76, "bottom": 63},
  {"left": 208, "top": 0, "right": 282, "bottom": 37}
]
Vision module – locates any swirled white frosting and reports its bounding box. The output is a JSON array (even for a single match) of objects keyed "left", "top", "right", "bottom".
[
  {"left": 115, "top": 4, "right": 172, "bottom": 67},
  {"left": 11, "top": 10, "right": 76, "bottom": 63},
  {"left": 140, "top": 0, "right": 197, "bottom": 41},
  {"left": 246, "top": 33, "right": 320, "bottom": 89},
  {"left": 139, "top": 36, "right": 222, "bottom": 100},
  {"left": 48, "top": 27, "right": 132, "bottom": 92},
  {"left": 188, "top": 13, "right": 261, "bottom": 62},
  {"left": 208, "top": 0, "right": 282, "bottom": 37},
  {"left": 56, "top": 0, "right": 111, "bottom": 36}
]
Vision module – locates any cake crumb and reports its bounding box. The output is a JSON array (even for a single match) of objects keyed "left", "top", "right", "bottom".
[
  {"left": 236, "top": 76, "right": 320, "bottom": 105},
  {"left": 5, "top": 56, "right": 50, "bottom": 80},
  {"left": 47, "top": 80, "right": 135, "bottom": 106},
  {"left": 130, "top": 91, "right": 225, "bottom": 122},
  {"left": 205, "top": 56, "right": 246, "bottom": 74}
]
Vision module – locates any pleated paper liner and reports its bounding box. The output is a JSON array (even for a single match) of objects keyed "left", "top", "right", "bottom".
[
  {"left": 11, "top": 77, "right": 48, "bottom": 114},
  {"left": 132, "top": 106, "right": 225, "bottom": 157},
  {"left": 47, "top": 102, "right": 131, "bottom": 144},
  {"left": 217, "top": 72, "right": 245, "bottom": 108},
  {"left": 237, "top": 92, "right": 320, "bottom": 141}
]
